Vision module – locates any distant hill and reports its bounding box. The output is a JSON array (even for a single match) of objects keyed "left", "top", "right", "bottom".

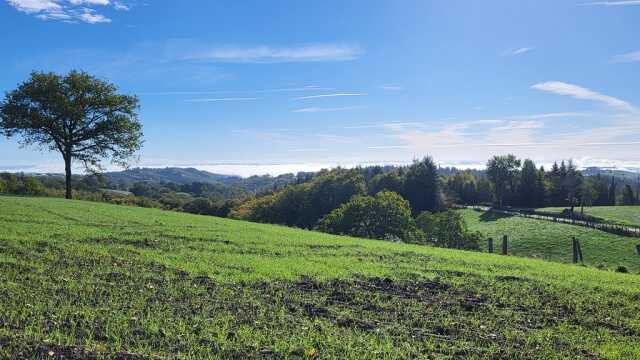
[
  {"left": 104, "top": 167, "right": 310, "bottom": 194},
  {"left": 105, "top": 167, "right": 241, "bottom": 186},
  {"left": 582, "top": 167, "right": 640, "bottom": 181}
]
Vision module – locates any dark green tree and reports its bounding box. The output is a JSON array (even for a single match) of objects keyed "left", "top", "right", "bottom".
[
  {"left": 622, "top": 185, "right": 636, "bottom": 205},
  {"left": 402, "top": 156, "right": 440, "bottom": 214},
  {"left": 0, "top": 71, "right": 143, "bottom": 199},
  {"left": 368, "top": 171, "right": 404, "bottom": 195},
  {"left": 519, "top": 159, "right": 538, "bottom": 207},
  {"left": 608, "top": 177, "right": 617, "bottom": 205}
]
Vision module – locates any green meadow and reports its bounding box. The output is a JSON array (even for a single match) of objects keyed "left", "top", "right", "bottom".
[
  {"left": 1, "top": 196, "right": 640, "bottom": 359},
  {"left": 536, "top": 206, "right": 640, "bottom": 228},
  {"left": 460, "top": 208, "right": 640, "bottom": 272}
]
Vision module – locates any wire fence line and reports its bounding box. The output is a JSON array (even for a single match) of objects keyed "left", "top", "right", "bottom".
[{"left": 459, "top": 205, "right": 640, "bottom": 238}]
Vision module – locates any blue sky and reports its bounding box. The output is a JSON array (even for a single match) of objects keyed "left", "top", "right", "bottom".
[{"left": 1, "top": 0, "right": 639, "bottom": 176}]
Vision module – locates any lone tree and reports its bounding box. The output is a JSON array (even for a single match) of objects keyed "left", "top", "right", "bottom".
[
  {"left": 486, "top": 154, "right": 521, "bottom": 208},
  {"left": 0, "top": 71, "right": 143, "bottom": 199}
]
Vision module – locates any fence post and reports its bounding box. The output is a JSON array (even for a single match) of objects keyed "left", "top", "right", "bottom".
[
  {"left": 488, "top": 238, "right": 493, "bottom": 253},
  {"left": 501, "top": 235, "right": 508, "bottom": 255},
  {"left": 572, "top": 237, "right": 578, "bottom": 263},
  {"left": 577, "top": 239, "right": 583, "bottom": 262},
  {"left": 636, "top": 244, "right": 640, "bottom": 255}
]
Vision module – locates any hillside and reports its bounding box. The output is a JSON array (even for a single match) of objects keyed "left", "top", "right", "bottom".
[
  {"left": 1, "top": 196, "right": 639, "bottom": 358},
  {"left": 536, "top": 206, "right": 640, "bottom": 228},
  {"left": 104, "top": 167, "right": 241, "bottom": 185},
  {"left": 103, "top": 167, "right": 305, "bottom": 194},
  {"left": 460, "top": 208, "right": 640, "bottom": 272}
]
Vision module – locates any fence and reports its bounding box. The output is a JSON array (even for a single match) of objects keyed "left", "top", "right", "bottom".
[{"left": 461, "top": 205, "right": 640, "bottom": 238}]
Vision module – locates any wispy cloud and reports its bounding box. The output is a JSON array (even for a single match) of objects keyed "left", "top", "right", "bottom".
[
  {"left": 507, "top": 47, "right": 534, "bottom": 56},
  {"left": 292, "top": 106, "right": 361, "bottom": 113},
  {"left": 379, "top": 85, "right": 403, "bottom": 91},
  {"left": 502, "top": 47, "right": 534, "bottom": 56},
  {"left": 140, "top": 86, "right": 334, "bottom": 96},
  {"left": 531, "top": 81, "right": 637, "bottom": 112},
  {"left": 185, "top": 97, "right": 260, "bottom": 102},
  {"left": 187, "top": 44, "right": 363, "bottom": 63},
  {"left": 295, "top": 93, "right": 366, "bottom": 100},
  {"left": 494, "top": 120, "right": 544, "bottom": 131},
  {"left": 580, "top": 1, "right": 640, "bottom": 6},
  {"left": 6, "top": 0, "right": 127, "bottom": 23},
  {"left": 509, "top": 112, "right": 590, "bottom": 119},
  {"left": 611, "top": 50, "right": 640, "bottom": 63}
]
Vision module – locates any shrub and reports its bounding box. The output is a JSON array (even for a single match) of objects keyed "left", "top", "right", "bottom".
[
  {"left": 615, "top": 266, "right": 629, "bottom": 274},
  {"left": 318, "top": 191, "right": 424, "bottom": 243},
  {"left": 416, "top": 210, "right": 480, "bottom": 250}
]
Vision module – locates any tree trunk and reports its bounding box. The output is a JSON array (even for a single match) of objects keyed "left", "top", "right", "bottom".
[{"left": 64, "top": 156, "right": 72, "bottom": 199}]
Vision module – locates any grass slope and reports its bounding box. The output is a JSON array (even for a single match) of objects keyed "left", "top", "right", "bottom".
[
  {"left": 460, "top": 208, "right": 640, "bottom": 272},
  {"left": 536, "top": 206, "right": 640, "bottom": 228},
  {"left": 1, "top": 196, "right": 640, "bottom": 359}
]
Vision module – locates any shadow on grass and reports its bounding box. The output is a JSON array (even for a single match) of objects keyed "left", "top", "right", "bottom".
[{"left": 478, "top": 210, "right": 515, "bottom": 222}]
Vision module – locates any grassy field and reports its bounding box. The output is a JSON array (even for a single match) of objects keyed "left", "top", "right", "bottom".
[
  {"left": 536, "top": 206, "right": 640, "bottom": 227},
  {"left": 1, "top": 196, "right": 640, "bottom": 359},
  {"left": 460, "top": 208, "right": 640, "bottom": 272}
]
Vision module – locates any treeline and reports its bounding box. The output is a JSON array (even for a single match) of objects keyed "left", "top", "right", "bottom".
[
  {"left": 2, "top": 155, "right": 639, "bottom": 249},
  {"left": 227, "top": 158, "right": 481, "bottom": 249},
  {"left": 444, "top": 155, "right": 640, "bottom": 208}
]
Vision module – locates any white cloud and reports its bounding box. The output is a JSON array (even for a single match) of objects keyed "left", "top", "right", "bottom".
[
  {"left": 380, "top": 85, "right": 403, "bottom": 91},
  {"left": 494, "top": 120, "right": 544, "bottom": 131},
  {"left": 6, "top": 0, "right": 126, "bottom": 23},
  {"left": 69, "top": 0, "right": 109, "bottom": 5},
  {"left": 185, "top": 97, "right": 260, "bottom": 102},
  {"left": 531, "top": 81, "right": 637, "bottom": 112},
  {"left": 509, "top": 112, "right": 589, "bottom": 119},
  {"left": 113, "top": 1, "right": 127, "bottom": 10},
  {"left": 7, "top": 0, "right": 61, "bottom": 13},
  {"left": 76, "top": 8, "right": 110, "bottom": 23},
  {"left": 611, "top": 50, "right": 640, "bottom": 63},
  {"left": 188, "top": 44, "right": 363, "bottom": 63},
  {"left": 295, "top": 93, "right": 366, "bottom": 100},
  {"left": 581, "top": 1, "right": 640, "bottom": 5},
  {"left": 501, "top": 47, "right": 534, "bottom": 56},
  {"left": 293, "top": 106, "right": 360, "bottom": 113},
  {"left": 510, "top": 47, "right": 534, "bottom": 56}
]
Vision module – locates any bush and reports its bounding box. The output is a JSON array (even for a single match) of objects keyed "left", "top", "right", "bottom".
[
  {"left": 318, "top": 191, "right": 424, "bottom": 243},
  {"left": 183, "top": 198, "right": 238, "bottom": 217},
  {"left": 415, "top": 210, "right": 480, "bottom": 250},
  {"left": 615, "top": 266, "right": 629, "bottom": 274}
]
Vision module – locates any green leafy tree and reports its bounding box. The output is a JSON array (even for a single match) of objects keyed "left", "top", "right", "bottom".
[
  {"left": 368, "top": 171, "right": 404, "bottom": 195},
  {"left": 318, "top": 191, "right": 423, "bottom": 243},
  {"left": 563, "top": 160, "right": 583, "bottom": 212},
  {"left": 415, "top": 210, "right": 480, "bottom": 250},
  {"left": 518, "top": 159, "right": 538, "bottom": 207},
  {"left": 402, "top": 156, "right": 440, "bottom": 214},
  {"left": 486, "top": 154, "right": 521, "bottom": 208},
  {"left": 0, "top": 71, "right": 143, "bottom": 199}
]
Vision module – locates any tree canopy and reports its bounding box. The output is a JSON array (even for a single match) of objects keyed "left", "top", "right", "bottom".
[{"left": 318, "top": 191, "right": 423, "bottom": 242}]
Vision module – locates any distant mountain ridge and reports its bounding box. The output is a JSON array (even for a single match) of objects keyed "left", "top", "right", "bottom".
[
  {"left": 104, "top": 167, "right": 310, "bottom": 194},
  {"left": 105, "top": 167, "right": 242, "bottom": 186}
]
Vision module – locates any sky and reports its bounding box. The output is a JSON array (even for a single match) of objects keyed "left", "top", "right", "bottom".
[{"left": 1, "top": 0, "right": 639, "bottom": 176}]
